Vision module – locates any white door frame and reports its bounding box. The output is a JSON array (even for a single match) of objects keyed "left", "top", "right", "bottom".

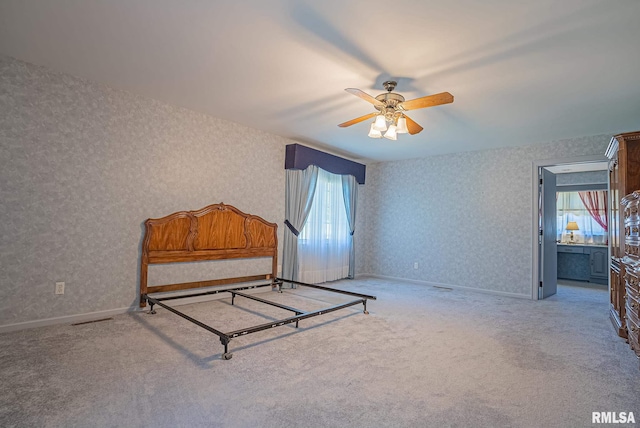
[{"left": 531, "top": 154, "right": 608, "bottom": 300}]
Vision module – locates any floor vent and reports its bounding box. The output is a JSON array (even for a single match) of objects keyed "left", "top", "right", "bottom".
[{"left": 72, "top": 317, "right": 114, "bottom": 326}]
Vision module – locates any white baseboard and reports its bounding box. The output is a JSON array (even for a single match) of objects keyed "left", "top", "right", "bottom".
[
  {"left": 0, "top": 306, "right": 134, "bottom": 334},
  {"left": 0, "top": 286, "right": 275, "bottom": 334},
  {"left": 360, "top": 274, "right": 531, "bottom": 299}
]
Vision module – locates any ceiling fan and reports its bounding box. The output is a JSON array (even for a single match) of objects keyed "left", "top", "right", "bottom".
[{"left": 338, "top": 81, "right": 453, "bottom": 140}]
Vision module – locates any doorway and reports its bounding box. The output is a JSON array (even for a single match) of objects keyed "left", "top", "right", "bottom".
[{"left": 532, "top": 155, "right": 609, "bottom": 300}]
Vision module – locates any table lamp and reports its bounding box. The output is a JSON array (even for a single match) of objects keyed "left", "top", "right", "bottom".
[{"left": 566, "top": 221, "right": 579, "bottom": 244}]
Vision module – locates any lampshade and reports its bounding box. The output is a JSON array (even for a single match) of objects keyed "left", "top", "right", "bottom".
[
  {"left": 368, "top": 123, "right": 382, "bottom": 138},
  {"left": 566, "top": 221, "right": 579, "bottom": 231},
  {"left": 396, "top": 116, "right": 408, "bottom": 134},
  {"left": 383, "top": 124, "right": 397, "bottom": 140},
  {"left": 373, "top": 114, "right": 387, "bottom": 132}
]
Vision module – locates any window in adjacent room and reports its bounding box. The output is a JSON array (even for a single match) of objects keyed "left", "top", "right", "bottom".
[{"left": 556, "top": 190, "right": 608, "bottom": 245}]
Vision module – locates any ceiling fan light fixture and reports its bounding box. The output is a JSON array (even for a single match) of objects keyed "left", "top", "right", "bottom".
[
  {"left": 373, "top": 114, "right": 387, "bottom": 132},
  {"left": 368, "top": 123, "right": 382, "bottom": 138},
  {"left": 384, "top": 124, "right": 397, "bottom": 140},
  {"left": 340, "top": 82, "right": 452, "bottom": 140},
  {"left": 396, "top": 116, "right": 408, "bottom": 134}
]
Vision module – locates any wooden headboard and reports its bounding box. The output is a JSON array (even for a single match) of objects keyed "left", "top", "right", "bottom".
[{"left": 140, "top": 203, "right": 278, "bottom": 307}]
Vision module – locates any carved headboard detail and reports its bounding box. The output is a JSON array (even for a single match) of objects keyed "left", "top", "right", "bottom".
[{"left": 140, "top": 203, "right": 278, "bottom": 307}]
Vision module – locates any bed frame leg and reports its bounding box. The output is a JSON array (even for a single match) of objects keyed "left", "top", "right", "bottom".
[
  {"left": 220, "top": 337, "right": 233, "bottom": 360},
  {"left": 147, "top": 298, "right": 156, "bottom": 315},
  {"left": 363, "top": 299, "right": 369, "bottom": 315},
  {"left": 231, "top": 292, "right": 235, "bottom": 306}
]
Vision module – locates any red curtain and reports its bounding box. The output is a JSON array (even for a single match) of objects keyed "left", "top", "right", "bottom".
[{"left": 578, "top": 190, "right": 608, "bottom": 231}]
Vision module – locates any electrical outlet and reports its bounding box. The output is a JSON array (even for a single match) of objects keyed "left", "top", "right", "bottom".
[
  {"left": 55, "top": 282, "right": 65, "bottom": 295},
  {"left": 413, "top": 262, "right": 419, "bottom": 270}
]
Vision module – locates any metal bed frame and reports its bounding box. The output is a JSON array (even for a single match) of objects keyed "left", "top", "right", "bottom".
[
  {"left": 144, "top": 278, "right": 376, "bottom": 360},
  {"left": 139, "top": 203, "right": 376, "bottom": 360}
]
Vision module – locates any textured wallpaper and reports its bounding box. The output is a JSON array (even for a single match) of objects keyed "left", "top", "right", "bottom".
[
  {"left": 359, "top": 135, "right": 610, "bottom": 296},
  {"left": 0, "top": 55, "right": 290, "bottom": 326}
]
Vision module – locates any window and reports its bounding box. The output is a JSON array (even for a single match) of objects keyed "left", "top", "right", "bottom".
[
  {"left": 556, "top": 191, "right": 607, "bottom": 245},
  {"left": 298, "top": 168, "right": 350, "bottom": 283}
]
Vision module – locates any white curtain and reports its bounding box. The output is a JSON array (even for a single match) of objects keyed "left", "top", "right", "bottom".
[{"left": 298, "top": 168, "right": 350, "bottom": 283}]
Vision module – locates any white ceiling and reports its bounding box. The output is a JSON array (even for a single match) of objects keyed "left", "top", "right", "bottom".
[{"left": 1, "top": 0, "right": 639, "bottom": 163}]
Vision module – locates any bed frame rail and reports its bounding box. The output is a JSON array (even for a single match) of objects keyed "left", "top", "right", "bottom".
[{"left": 143, "top": 278, "right": 376, "bottom": 360}]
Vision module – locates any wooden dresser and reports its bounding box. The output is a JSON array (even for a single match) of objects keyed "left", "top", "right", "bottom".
[
  {"left": 621, "top": 191, "right": 640, "bottom": 358},
  {"left": 606, "top": 130, "right": 640, "bottom": 339}
]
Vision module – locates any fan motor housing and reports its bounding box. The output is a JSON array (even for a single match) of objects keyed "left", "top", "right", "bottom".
[{"left": 375, "top": 92, "right": 405, "bottom": 111}]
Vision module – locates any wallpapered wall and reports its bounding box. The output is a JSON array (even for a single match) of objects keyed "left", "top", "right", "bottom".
[
  {"left": 359, "top": 135, "right": 610, "bottom": 296},
  {"left": 0, "top": 56, "right": 290, "bottom": 326}
]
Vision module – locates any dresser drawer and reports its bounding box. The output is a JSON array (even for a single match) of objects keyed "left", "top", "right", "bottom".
[
  {"left": 626, "top": 299, "right": 640, "bottom": 327},
  {"left": 625, "top": 274, "right": 636, "bottom": 298},
  {"left": 626, "top": 283, "right": 639, "bottom": 310},
  {"left": 625, "top": 269, "right": 639, "bottom": 290},
  {"left": 626, "top": 273, "right": 640, "bottom": 296},
  {"left": 624, "top": 202, "right": 640, "bottom": 220},
  {"left": 625, "top": 314, "right": 640, "bottom": 358},
  {"left": 625, "top": 224, "right": 640, "bottom": 238},
  {"left": 625, "top": 242, "right": 640, "bottom": 257}
]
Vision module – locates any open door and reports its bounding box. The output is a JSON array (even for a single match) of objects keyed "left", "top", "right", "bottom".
[{"left": 540, "top": 167, "right": 557, "bottom": 298}]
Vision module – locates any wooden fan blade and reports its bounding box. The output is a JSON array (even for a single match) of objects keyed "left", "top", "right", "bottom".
[
  {"left": 338, "top": 112, "right": 377, "bottom": 128},
  {"left": 400, "top": 92, "right": 454, "bottom": 111},
  {"left": 345, "top": 88, "right": 384, "bottom": 107},
  {"left": 404, "top": 115, "right": 424, "bottom": 135}
]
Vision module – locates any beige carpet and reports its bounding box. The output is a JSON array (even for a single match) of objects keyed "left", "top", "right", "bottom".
[{"left": 1, "top": 278, "right": 638, "bottom": 427}]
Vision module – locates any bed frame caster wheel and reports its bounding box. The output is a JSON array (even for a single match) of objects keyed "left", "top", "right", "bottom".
[
  {"left": 148, "top": 309, "right": 156, "bottom": 315},
  {"left": 222, "top": 353, "right": 233, "bottom": 360},
  {"left": 363, "top": 310, "right": 369, "bottom": 315}
]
